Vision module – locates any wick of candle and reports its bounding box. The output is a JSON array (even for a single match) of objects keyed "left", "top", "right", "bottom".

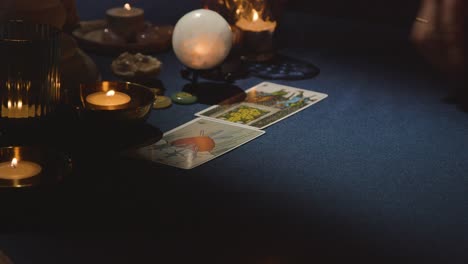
[
  {"left": 106, "top": 90, "right": 116, "bottom": 96},
  {"left": 124, "top": 3, "right": 131, "bottom": 10},
  {"left": 10, "top": 158, "right": 18, "bottom": 169}
]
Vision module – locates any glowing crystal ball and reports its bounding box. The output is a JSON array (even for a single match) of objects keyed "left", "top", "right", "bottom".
[{"left": 172, "top": 9, "right": 232, "bottom": 70}]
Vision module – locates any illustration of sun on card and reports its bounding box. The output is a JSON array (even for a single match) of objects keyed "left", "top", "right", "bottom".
[
  {"left": 196, "top": 82, "right": 328, "bottom": 129},
  {"left": 134, "top": 118, "right": 264, "bottom": 169}
]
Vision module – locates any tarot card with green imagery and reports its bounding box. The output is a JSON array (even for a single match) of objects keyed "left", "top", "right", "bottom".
[
  {"left": 134, "top": 118, "right": 264, "bottom": 169},
  {"left": 215, "top": 103, "right": 279, "bottom": 126},
  {"left": 195, "top": 82, "right": 328, "bottom": 129}
]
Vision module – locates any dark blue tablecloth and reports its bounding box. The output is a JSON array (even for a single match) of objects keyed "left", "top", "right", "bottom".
[{"left": 0, "top": 1, "right": 467, "bottom": 263}]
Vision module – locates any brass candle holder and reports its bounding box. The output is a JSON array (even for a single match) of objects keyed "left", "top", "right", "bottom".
[
  {"left": 79, "top": 81, "right": 154, "bottom": 125},
  {"left": 0, "top": 146, "right": 72, "bottom": 188}
]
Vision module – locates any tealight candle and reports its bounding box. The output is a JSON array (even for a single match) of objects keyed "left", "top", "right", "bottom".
[
  {"left": 86, "top": 90, "right": 131, "bottom": 107},
  {"left": 106, "top": 3, "right": 145, "bottom": 42},
  {"left": 0, "top": 158, "right": 42, "bottom": 180}
]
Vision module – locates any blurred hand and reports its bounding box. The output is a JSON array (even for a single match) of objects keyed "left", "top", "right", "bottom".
[{"left": 410, "top": 0, "right": 468, "bottom": 79}]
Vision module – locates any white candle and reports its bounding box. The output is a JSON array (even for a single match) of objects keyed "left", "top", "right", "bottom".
[
  {"left": 106, "top": 3, "right": 144, "bottom": 17},
  {"left": 106, "top": 3, "right": 145, "bottom": 41},
  {"left": 235, "top": 9, "right": 277, "bottom": 32},
  {"left": 0, "top": 158, "right": 42, "bottom": 180},
  {"left": 86, "top": 90, "right": 131, "bottom": 107}
]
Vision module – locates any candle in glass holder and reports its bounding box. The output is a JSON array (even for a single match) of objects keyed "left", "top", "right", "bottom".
[
  {"left": 106, "top": 3, "right": 145, "bottom": 42},
  {"left": 235, "top": 9, "right": 276, "bottom": 32},
  {"left": 86, "top": 90, "right": 131, "bottom": 107},
  {"left": 0, "top": 158, "right": 42, "bottom": 180},
  {"left": 235, "top": 9, "right": 277, "bottom": 61}
]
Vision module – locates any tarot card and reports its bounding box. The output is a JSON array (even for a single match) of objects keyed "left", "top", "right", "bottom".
[
  {"left": 134, "top": 118, "right": 265, "bottom": 169},
  {"left": 195, "top": 82, "right": 328, "bottom": 129}
]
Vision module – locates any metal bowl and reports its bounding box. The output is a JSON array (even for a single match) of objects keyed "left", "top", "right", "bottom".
[{"left": 79, "top": 81, "right": 154, "bottom": 124}]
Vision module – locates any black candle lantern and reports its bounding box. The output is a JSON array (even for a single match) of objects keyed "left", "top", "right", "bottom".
[{"left": 0, "top": 21, "right": 61, "bottom": 131}]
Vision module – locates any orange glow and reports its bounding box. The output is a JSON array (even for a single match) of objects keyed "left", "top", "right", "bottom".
[
  {"left": 252, "top": 9, "right": 259, "bottom": 21},
  {"left": 171, "top": 136, "right": 216, "bottom": 152},
  {"left": 11, "top": 158, "right": 18, "bottom": 168}
]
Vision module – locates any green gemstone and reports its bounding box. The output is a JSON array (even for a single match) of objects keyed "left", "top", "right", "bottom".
[{"left": 171, "top": 92, "right": 198, "bottom": 105}]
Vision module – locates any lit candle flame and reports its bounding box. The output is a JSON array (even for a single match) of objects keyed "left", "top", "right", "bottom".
[
  {"left": 7, "top": 100, "right": 11, "bottom": 109},
  {"left": 10, "top": 158, "right": 18, "bottom": 168},
  {"left": 252, "top": 9, "right": 259, "bottom": 21},
  {"left": 18, "top": 100, "right": 22, "bottom": 109},
  {"left": 124, "top": 3, "right": 131, "bottom": 10},
  {"left": 106, "top": 90, "right": 116, "bottom": 96}
]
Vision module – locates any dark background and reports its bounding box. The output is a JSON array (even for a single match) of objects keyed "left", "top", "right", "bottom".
[
  {"left": 2, "top": 1, "right": 468, "bottom": 264},
  {"left": 287, "top": 0, "right": 420, "bottom": 24},
  {"left": 76, "top": 0, "right": 422, "bottom": 26}
]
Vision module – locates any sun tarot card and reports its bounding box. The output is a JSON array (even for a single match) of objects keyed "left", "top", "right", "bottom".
[
  {"left": 134, "top": 118, "right": 265, "bottom": 169},
  {"left": 195, "top": 82, "right": 328, "bottom": 129}
]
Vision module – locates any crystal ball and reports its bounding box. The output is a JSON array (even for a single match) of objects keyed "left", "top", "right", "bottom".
[{"left": 172, "top": 9, "right": 232, "bottom": 70}]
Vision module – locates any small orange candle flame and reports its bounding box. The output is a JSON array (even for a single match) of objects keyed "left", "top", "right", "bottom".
[
  {"left": 124, "top": 3, "right": 131, "bottom": 10},
  {"left": 10, "top": 158, "right": 18, "bottom": 168},
  {"left": 252, "top": 9, "right": 259, "bottom": 21},
  {"left": 106, "top": 90, "right": 116, "bottom": 96}
]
